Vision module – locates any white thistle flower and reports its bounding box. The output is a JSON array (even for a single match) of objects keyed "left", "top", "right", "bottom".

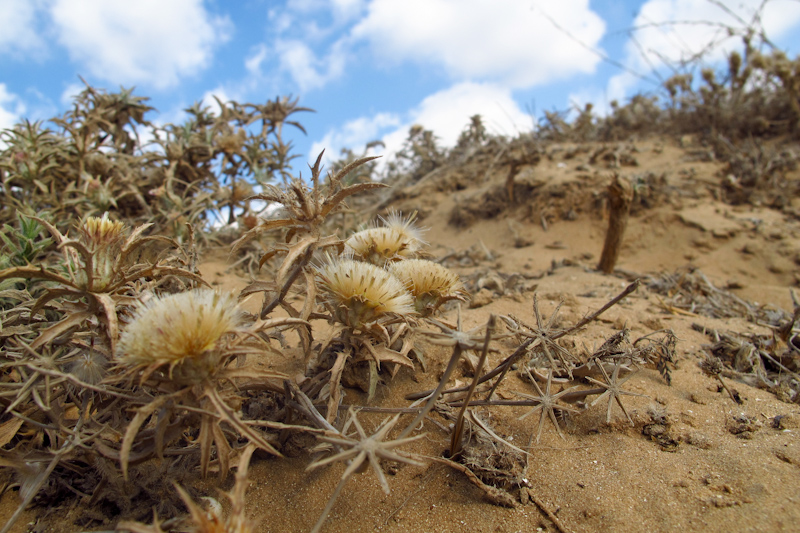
[
  {"left": 117, "top": 289, "right": 243, "bottom": 382},
  {"left": 315, "top": 258, "right": 415, "bottom": 327}
]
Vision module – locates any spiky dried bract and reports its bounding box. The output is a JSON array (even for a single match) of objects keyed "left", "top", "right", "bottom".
[
  {"left": 389, "top": 259, "right": 466, "bottom": 315},
  {"left": 117, "top": 289, "right": 243, "bottom": 382},
  {"left": 79, "top": 212, "right": 127, "bottom": 248},
  {"left": 76, "top": 212, "right": 129, "bottom": 291},
  {"left": 315, "top": 258, "right": 415, "bottom": 328},
  {"left": 379, "top": 210, "right": 427, "bottom": 249}
]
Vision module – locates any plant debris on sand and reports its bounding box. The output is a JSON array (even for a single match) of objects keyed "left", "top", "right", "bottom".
[{"left": 1, "top": 28, "right": 800, "bottom": 532}]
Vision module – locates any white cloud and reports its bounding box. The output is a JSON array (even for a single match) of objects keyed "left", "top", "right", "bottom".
[
  {"left": 606, "top": 0, "right": 800, "bottom": 104},
  {"left": 0, "top": 84, "right": 26, "bottom": 132},
  {"left": 400, "top": 82, "right": 531, "bottom": 146},
  {"left": 351, "top": 0, "right": 605, "bottom": 88},
  {"left": 276, "top": 39, "right": 348, "bottom": 91},
  {"left": 272, "top": 0, "right": 604, "bottom": 94},
  {"left": 48, "top": 0, "right": 232, "bottom": 89},
  {"left": 260, "top": 0, "right": 366, "bottom": 92},
  {"left": 310, "top": 112, "right": 401, "bottom": 163},
  {"left": 0, "top": 0, "right": 46, "bottom": 57},
  {"left": 626, "top": 0, "right": 800, "bottom": 74},
  {"left": 311, "top": 82, "right": 531, "bottom": 169},
  {"left": 60, "top": 83, "right": 86, "bottom": 106},
  {"left": 245, "top": 44, "right": 269, "bottom": 76}
]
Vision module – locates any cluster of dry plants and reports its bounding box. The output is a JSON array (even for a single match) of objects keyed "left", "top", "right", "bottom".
[
  {"left": 0, "top": 146, "right": 679, "bottom": 532},
  {"left": 0, "top": 83, "right": 311, "bottom": 239},
  {"left": 374, "top": 34, "right": 800, "bottom": 217},
  {"left": 1, "top": 29, "right": 800, "bottom": 530}
]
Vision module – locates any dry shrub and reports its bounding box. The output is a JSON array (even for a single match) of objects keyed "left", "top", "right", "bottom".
[
  {"left": 2, "top": 27, "right": 799, "bottom": 529},
  {"left": 0, "top": 85, "right": 311, "bottom": 238}
]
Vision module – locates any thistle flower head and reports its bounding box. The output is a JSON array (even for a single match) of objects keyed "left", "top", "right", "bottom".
[
  {"left": 117, "top": 289, "right": 243, "bottom": 383},
  {"left": 71, "top": 213, "right": 129, "bottom": 291},
  {"left": 344, "top": 227, "right": 409, "bottom": 264},
  {"left": 344, "top": 211, "right": 427, "bottom": 265},
  {"left": 315, "top": 258, "right": 415, "bottom": 328},
  {"left": 78, "top": 212, "right": 127, "bottom": 250},
  {"left": 388, "top": 259, "right": 466, "bottom": 316}
]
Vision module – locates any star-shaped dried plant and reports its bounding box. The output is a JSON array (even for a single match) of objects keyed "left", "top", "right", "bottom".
[
  {"left": 515, "top": 368, "right": 580, "bottom": 445},
  {"left": 506, "top": 294, "right": 576, "bottom": 374},
  {"left": 404, "top": 304, "right": 493, "bottom": 404},
  {"left": 586, "top": 360, "right": 648, "bottom": 425},
  {"left": 307, "top": 409, "right": 425, "bottom": 533},
  {"left": 421, "top": 304, "right": 486, "bottom": 351}
]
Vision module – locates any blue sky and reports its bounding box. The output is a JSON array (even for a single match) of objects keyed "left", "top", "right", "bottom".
[{"left": 2, "top": 0, "right": 800, "bottom": 169}]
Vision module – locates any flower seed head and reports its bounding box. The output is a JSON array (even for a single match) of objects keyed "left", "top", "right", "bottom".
[
  {"left": 74, "top": 213, "right": 129, "bottom": 291},
  {"left": 315, "top": 258, "right": 415, "bottom": 327},
  {"left": 68, "top": 351, "right": 108, "bottom": 385},
  {"left": 388, "top": 259, "right": 466, "bottom": 316},
  {"left": 379, "top": 210, "right": 427, "bottom": 249},
  {"left": 344, "top": 210, "right": 427, "bottom": 265},
  {"left": 117, "top": 289, "right": 243, "bottom": 382},
  {"left": 79, "top": 213, "right": 127, "bottom": 250},
  {"left": 344, "top": 227, "right": 408, "bottom": 264}
]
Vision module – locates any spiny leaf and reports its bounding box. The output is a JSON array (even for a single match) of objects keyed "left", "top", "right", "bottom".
[
  {"left": 320, "top": 182, "right": 387, "bottom": 218},
  {"left": 275, "top": 235, "right": 316, "bottom": 287},
  {"left": 326, "top": 350, "right": 349, "bottom": 424},
  {"left": 30, "top": 311, "right": 94, "bottom": 350},
  {"left": 0, "top": 265, "right": 73, "bottom": 286},
  {"left": 204, "top": 386, "right": 282, "bottom": 458},
  {"left": 121, "top": 394, "right": 180, "bottom": 481}
]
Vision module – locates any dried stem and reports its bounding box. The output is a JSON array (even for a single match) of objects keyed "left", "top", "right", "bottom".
[
  {"left": 597, "top": 173, "right": 633, "bottom": 274},
  {"left": 450, "top": 314, "right": 495, "bottom": 457},
  {"left": 397, "top": 344, "right": 463, "bottom": 441},
  {"left": 406, "top": 280, "right": 640, "bottom": 402}
]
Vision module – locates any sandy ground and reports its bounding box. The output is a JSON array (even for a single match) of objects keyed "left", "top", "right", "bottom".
[{"left": 3, "top": 136, "right": 799, "bottom": 532}]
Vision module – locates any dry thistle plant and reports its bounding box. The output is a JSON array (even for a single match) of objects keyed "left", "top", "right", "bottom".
[
  {"left": 232, "top": 152, "right": 386, "bottom": 330},
  {"left": 0, "top": 213, "right": 203, "bottom": 353},
  {"left": 0, "top": 85, "right": 316, "bottom": 240},
  {"left": 118, "top": 445, "right": 259, "bottom": 533},
  {"left": 312, "top": 256, "right": 417, "bottom": 412},
  {"left": 114, "top": 288, "right": 307, "bottom": 480},
  {"left": 307, "top": 214, "right": 467, "bottom": 420}
]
